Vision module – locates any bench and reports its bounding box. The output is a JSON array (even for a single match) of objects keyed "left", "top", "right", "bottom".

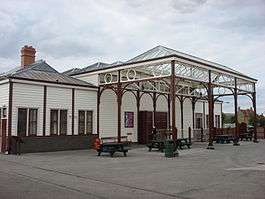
[
  {"left": 240, "top": 132, "right": 252, "bottom": 141},
  {"left": 97, "top": 142, "right": 129, "bottom": 157},
  {"left": 147, "top": 138, "right": 191, "bottom": 152},
  {"left": 215, "top": 134, "right": 234, "bottom": 144},
  {"left": 176, "top": 138, "right": 191, "bottom": 150}
]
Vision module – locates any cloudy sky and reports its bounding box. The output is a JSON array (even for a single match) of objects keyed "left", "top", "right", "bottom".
[{"left": 0, "top": 0, "right": 264, "bottom": 113}]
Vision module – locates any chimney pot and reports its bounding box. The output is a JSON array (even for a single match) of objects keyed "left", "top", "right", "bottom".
[{"left": 21, "top": 45, "right": 36, "bottom": 67}]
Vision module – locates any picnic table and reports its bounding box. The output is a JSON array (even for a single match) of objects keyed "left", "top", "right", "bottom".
[
  {"left": 147, "top": 138, "right": 191, "bottom": 152},
  {"left": 97, "top": 142, "right": 129, "bottom": 157},
  {"left": 215, "top": 134, "right": 234, "bottom": 144}
]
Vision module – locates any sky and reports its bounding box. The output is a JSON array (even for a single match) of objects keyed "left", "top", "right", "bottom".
[{"left": 0, "top": 0, "right": 264, "bottom": 113}]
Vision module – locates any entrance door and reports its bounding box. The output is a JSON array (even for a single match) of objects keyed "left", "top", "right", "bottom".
[
  {"left": 138, "top": 111, "right": 153, "bottom": 144},
  {"left": 138, "top": 111, "right": 168, "bottom": 144},
  {"left": 0, "top": 119, "right": 7, "bottom": 153},
  {"left": 17, "top": 108, "right": 27, "bottom": 137},
  {"left": 155, "top": 112, "right": 168, "bottom": 129}
]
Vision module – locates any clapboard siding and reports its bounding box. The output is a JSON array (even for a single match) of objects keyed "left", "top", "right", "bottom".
[
  {"left": 75, "top": 89, "right": 97, "bottom": 135},
  {"left": 46, "top": 87, "right": 72, "bottom": 135},
  {"left": 0, "top": 82, "right": 9, "bottom": 107},
  {"left": 12, "top": 83, "right": 44, "bottom": 136},
  {"left": 121, "top": 92, "right": 137, "bottom": 142},
  {"left": 77, "top": 75, "right": 99, "bottom": 86},
  {"left": 0, "top": 82, "right": 9, "bottom": 136},
  {"left": 99, "top": 89, "right": 117, "bottom": 138}
]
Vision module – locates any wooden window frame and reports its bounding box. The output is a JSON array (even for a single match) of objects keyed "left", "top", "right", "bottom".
[
  {"left": 17, "top": 107, "right": 39, "bottom": 137},
  {"left": 50, "top": 109, "right": 68, "bottom": 136},
  {"left": 78, "top": 110, "right": 93, "bottom": 135},
  {"left": 28, "top": 108, "right": 38, "bottom": 136}
]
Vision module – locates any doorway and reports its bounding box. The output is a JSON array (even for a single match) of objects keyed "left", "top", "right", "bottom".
[
  {"left": 138, "top": 111, "right": 168, "bottom": 144},
  {"left": 0, "top": 119, "right": 7, "bottom": 153}
]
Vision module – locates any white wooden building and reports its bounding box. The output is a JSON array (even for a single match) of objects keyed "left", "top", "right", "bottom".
[{"left": 0, "top": 45, "right": 257, "bottom": 153}]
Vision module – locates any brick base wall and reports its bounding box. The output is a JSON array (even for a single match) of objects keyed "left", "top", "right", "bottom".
[{"left": 9, "top": 135, "right": 97, "bottom": 154}]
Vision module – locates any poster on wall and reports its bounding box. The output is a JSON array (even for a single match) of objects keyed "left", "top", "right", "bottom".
[{"left": 124, "top": 112, "right": 134, "bottom": 128}]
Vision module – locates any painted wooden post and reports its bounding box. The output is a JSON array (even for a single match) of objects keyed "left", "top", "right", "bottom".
[
  {"left": 167, "top": 94, "right": 171, "bottom": 128},
  {"left": 117, "top": 70, "right": 122, "bottom": 143},
  {"left": 136, "top": 90, "right": 140, "bottom": 142},
  {"left": 180, "top": 96, "right": 184, "bottom": 138},
  {"left": 71, "top": 88, "right": 75, "bottom": 135},
  {"left": 207, "top": 70, "right": 214, "bottom": 149},
  {"left": 191, "top": 97, "right": 196, "bottom": 130},
  {"left": 233, "top": 77, "right": 240, "bottom": 146},
  {"left": 170, "top": 60, "right": 177, "bottom": 141},
  {"left": 253, "top": 85, "right": 258, "bottom": 143},
  {"left": 97, "top": 87, "right": 100, "bottom": 136},
  {"left": 153, "top": 93, "right": 157, "bottom": 128},
  {"left": 7, "top": 80, "right": 13, "bottom": 153}
]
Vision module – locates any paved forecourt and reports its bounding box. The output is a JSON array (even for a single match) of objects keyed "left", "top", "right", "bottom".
[{"left": 0, "top": 141, "right": 265, "bottom": 199}]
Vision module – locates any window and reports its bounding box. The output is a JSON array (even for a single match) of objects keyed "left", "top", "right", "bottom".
[
  {"left": 2, "top": 107, "right": 7, "bottom": 118},
  {"left": 78, "top": 110, "right": 93, "bottom": 135},
  {"left": 17, "top": 108, "right": 38, "bottom": 136},
  {"left": 60, "top": 110, "right": 67, "bottom": 135},
  {"left": 28, "top": 109, "right": 38, "bottom": 135},
  {"left": 195, "top": 113, "right": 203, "bottom": 129},
  {"left": 78, "top": 111, "right": 85, "bottom": 134},
  {"left": 215, "top": 115, "right": 221, "bottom": 128},
  {"left": 50, "top": 110, "right": 58, "bottom": 135},
  {"left": 17, "top": 108, "right": 28, "bottom": 136},
  {"left": 50, "top": 109, "right": 68, "bottom": 135},
  {"left": 86, "top": 111, "right": 93, "bottom": 134}
]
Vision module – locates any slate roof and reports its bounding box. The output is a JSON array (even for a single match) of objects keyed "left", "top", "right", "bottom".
[{"left": 0, "top": 60, "right": 96, "bottom": 87}]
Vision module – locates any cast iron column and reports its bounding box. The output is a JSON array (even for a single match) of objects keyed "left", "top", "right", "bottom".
[
  {"left": 97, "top": 87, "right": 100, "bottom": 136},
  {"left": 253, "top": 85, "right": 258, "bottom": 143},
  {"left": 191, "top": 97, "right": 196, "bottom": 130},
  {"left": 153, "top": 93, "right": 157, "bottom": 128},
  {"left": 117, "top": 71, "right": 122, "bottom": 143},
  {"left": 136, "top": 90, "right": 140, "bottom": 142},
  {"left": 180, "top": 96, "right": 184, "bottom": 138},
  {"left": 167, "top": 94, "right": 171, "bottom": 128},
  {"left": 171, "top": 60, "right": 177, "bottom": 141},
  {"left": 233, "top": 78, "right": 240, "bottom": 145},
  {"left": 207, "top": 70, "right": 214, "bottom": 149}
]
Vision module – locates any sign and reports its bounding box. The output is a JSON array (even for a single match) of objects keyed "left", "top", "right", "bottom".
[{"left": 124, "top": 112, "right": 134, "bottom": 128}]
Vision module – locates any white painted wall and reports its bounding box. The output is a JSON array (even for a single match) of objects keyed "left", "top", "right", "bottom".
[
  {"left": 0, "top": 81, "right": 9, "bottom": 137},
  {"left": 76, "top": 74, "right": 99, "bottom": 86},
  {"left": 121, "top": 92, "right": 137, "bottom": 142},
  {"left": 12, "top": 83, "right": 44, "bottom": 136},
  {"left": 46, "top": 86, "right": 72, "bottom": 135},
  {"left": 75, "top": 89, "right": 97, "bottom": 135},
  {"left": 99, "top": 89, "right": 117, "bottom": 138}
]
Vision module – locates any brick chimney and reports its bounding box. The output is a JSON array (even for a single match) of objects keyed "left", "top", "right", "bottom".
[{"left": 21, "top": 45, "right": 36, "bottom": 67}]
